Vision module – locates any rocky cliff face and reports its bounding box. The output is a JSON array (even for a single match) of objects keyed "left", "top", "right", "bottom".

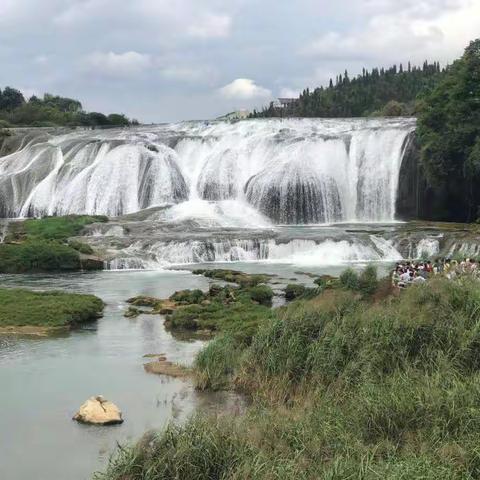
[
  {"left": 395, "top": 133, "right": 455, "bottom": 222},
  {"left": 395, "top": 132, "right": 420, "bottom": 220}
]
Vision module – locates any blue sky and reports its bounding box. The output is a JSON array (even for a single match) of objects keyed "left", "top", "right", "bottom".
[{"left": 0, "top": 0, "right": 478, "bottom": 122}]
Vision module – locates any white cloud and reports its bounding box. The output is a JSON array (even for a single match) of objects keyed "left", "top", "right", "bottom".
[
  {"left": 161, "top": 65, "right": 218, "bottom": 84},
  {"left": 279, "top": 87, "right": 300, "bottom": 98},
  {"left": 187, "top": 13, "right": 232, "bottom": 38},
  {"left": 33, "top": 54, "right": 49, "bottom": 65},
  {"left": 219, "top": 78, "right": 271, "bottom": 99},
  {"left": 82, "top": 51, "right": 152, "bottom": 77},
  {"left": 303, "top": 0, "right": 480, "bottom": 66}
]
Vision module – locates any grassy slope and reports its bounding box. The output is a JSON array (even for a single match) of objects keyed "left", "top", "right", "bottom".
[
  {"left": 97, "top": 274, "right": 480, "bottom": 480},
  {"left": 0, "top": 288, "right": 104, "bottom": 327},
  {"left": 0, "top": 215, "right": 107, "bottom": 273}
]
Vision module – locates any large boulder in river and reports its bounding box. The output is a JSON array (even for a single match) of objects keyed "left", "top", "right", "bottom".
[{"left": 73, "top": 396, "right": 123, "bottom": 425}]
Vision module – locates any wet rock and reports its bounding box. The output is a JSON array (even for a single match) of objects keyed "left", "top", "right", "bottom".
[
  {"left": 144, "top": 357, "right": 188, "bottom": 378},
  {"left": 73, "top": 396, "right": 123, "bottom": 425},
  {"left": 124, "top": 306, "right": 141, "bottom": 318},
  {"left": 79, "top": 255, "right": 104, "bottom": 271},
  {"left": 126, "top": 295, "right": 159, "bottom": 307},
  {"left": 158, "top": 299, "right": 177, "bottom": 315}
]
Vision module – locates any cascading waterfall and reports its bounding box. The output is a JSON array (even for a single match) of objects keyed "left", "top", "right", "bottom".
[
  {"left": 0, "top": 118, "right": 415, "bottom": 224},
  {"left": 103, "top": 235, "right": 404, "bottom": 270}
]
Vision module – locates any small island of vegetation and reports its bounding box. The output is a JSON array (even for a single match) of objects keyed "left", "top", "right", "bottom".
[
  {"left": 0, "top": 288, "right": 104, "bottom": 335},
  {"left": 0, "top": 215, "right": 106, "bottom": 273}
]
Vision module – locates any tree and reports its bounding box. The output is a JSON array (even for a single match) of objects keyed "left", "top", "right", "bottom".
[
  {"left": 381, "top": 100, "right": 407, "bottom": 117},
  {"left": 43, "top": 93, "right": 82, "bottom": 112},
  {"left": 0, "top": 87, "right": 25, "bottom": 110},
  {"left": 252, "top": 59, "right": 444, "bottom": 119},
  {"left": 417, "top": 39, "right": 480, "bottom": 221},
  {"left": 107, "top": 113, "right": 130, "bottom": 126}
]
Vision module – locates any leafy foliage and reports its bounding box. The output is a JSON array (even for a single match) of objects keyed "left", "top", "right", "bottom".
[
  {"left": 0, "top": 87, "right": 138, "bottom": 127},
  {"left": 339, "top": 267, "right": 360, "bottom": 290},
  {"left": 252, "top": 61, "right": 443, "bottom": 118},
  {"left": 417, "top": 39, "right": 480, "bottom": 222}
]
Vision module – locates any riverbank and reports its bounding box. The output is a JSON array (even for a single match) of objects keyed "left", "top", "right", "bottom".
[{"left": 97, "top": 271, "right": 480, "bottom": 479}]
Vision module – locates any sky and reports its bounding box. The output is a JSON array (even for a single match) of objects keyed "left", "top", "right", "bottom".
[{"left": 0, "top": 0, "right": 479, "bottom": 123}]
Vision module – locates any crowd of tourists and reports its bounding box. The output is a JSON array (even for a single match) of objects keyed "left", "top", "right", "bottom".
[{"left": 392, "top": 258, "right": 479, "bottom": 288}]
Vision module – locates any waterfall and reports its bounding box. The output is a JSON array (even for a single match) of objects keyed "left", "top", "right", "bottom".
[
  {"left": 103, "top": 235, "right": 404, "bottom": 270},
  {"left": 0, "top": 118, "right": 415, "bottom": 224}
]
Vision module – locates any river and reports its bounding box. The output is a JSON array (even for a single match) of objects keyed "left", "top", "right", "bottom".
[{"left": 0, "top": 270, "right": 219, "bottom": 480}]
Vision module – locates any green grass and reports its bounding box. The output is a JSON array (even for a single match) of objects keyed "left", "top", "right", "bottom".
[
  {"left": 0, "top": 215, "right": 106, "bottom": 273},
  {"left": 155, "top": 270, "right": 276, "bottom": 342},
  {"left": 98, "top": 273, "right": 480, "bottom": 480},
  {"left": 7, "top": 214, "right": 108, "bottom": 242},
  {"left": 192, "top": 268, "right": 270, "bottom": 287},
  {"left": 0, "top": 240, "right": 81, "bottom": 273},
  {"left": 165, "top": 285, "right": 274, "bottom": 342},
  {"left": 0, "top": 288, "right": 104, "bottom": 328}
]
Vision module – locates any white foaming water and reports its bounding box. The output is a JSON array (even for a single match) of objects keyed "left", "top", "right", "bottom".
[
  {"left": 0, "top": 118, "right": 415, "bottom": 224},
  {"left": 415, "top": 238, "right": 440, "bottom": 258},
  {"left": 105, "top": 235, "right": 403, "bottom": 270},
  {"left": 156, "top": 199, "right": 273, "bottom": 229}
]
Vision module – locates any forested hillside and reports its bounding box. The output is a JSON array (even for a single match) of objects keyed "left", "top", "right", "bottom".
[
  {"left": 0, "top": 87, "right": 138, "bottom": 127},
  {"left": 416, "top": 39, "right": 480, "bottom": 222},
  {"left": 251, "top": 61, "right": 444, "bottom": 118}
]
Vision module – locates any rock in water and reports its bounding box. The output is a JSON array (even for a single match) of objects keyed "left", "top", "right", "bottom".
[{"left": 73, "top": 396, "right": 123, "bottom": 425}]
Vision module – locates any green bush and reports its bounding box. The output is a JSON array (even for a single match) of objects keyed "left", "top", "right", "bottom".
[
  {"left": 339, "top": 267, "right": 359, "bottom": 290},
  {"left": 358, "top": 265, "right": 378, "bottom": 296},
  {"left": 284, "top": 284, "right": 306, "bottom": 300},
  {"left": 170, "top": 289, "right": 205, "bottom": 304},
  {"left": 68, "top": 240, "right": 94, "bottom": 255},
  {"left": 247, "top": 285, "right": 273, "bottom": 305}
]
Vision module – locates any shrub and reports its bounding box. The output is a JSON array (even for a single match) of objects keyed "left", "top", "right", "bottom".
[
  {"left": 358, "top": 265, "right": 378, "bottom": 296},
  {"left": 247, "top": 285, "right": 273, "bottom": 305},
  {"left": 339, "top": 267, "right": 359, "bottom": 290},
  {"left": 68, "top": 240, "right": 94, "bottom": 255},
  {"left": 285, "top": 284, "right": 306, "bottom": 300},
  {"left": 170, "top": 289, "right": 205, "bottom": 304}
]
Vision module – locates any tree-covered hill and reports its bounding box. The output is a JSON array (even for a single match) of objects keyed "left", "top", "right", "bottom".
[
  {"left": 251, "top": 61, "right": 444, "bottom": 118},
  {"left": 416, "top": 39, "right": 480, "bottom": 222},
  {"left": 0, "top": 87, "right": 139, "bottom": 127}
]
